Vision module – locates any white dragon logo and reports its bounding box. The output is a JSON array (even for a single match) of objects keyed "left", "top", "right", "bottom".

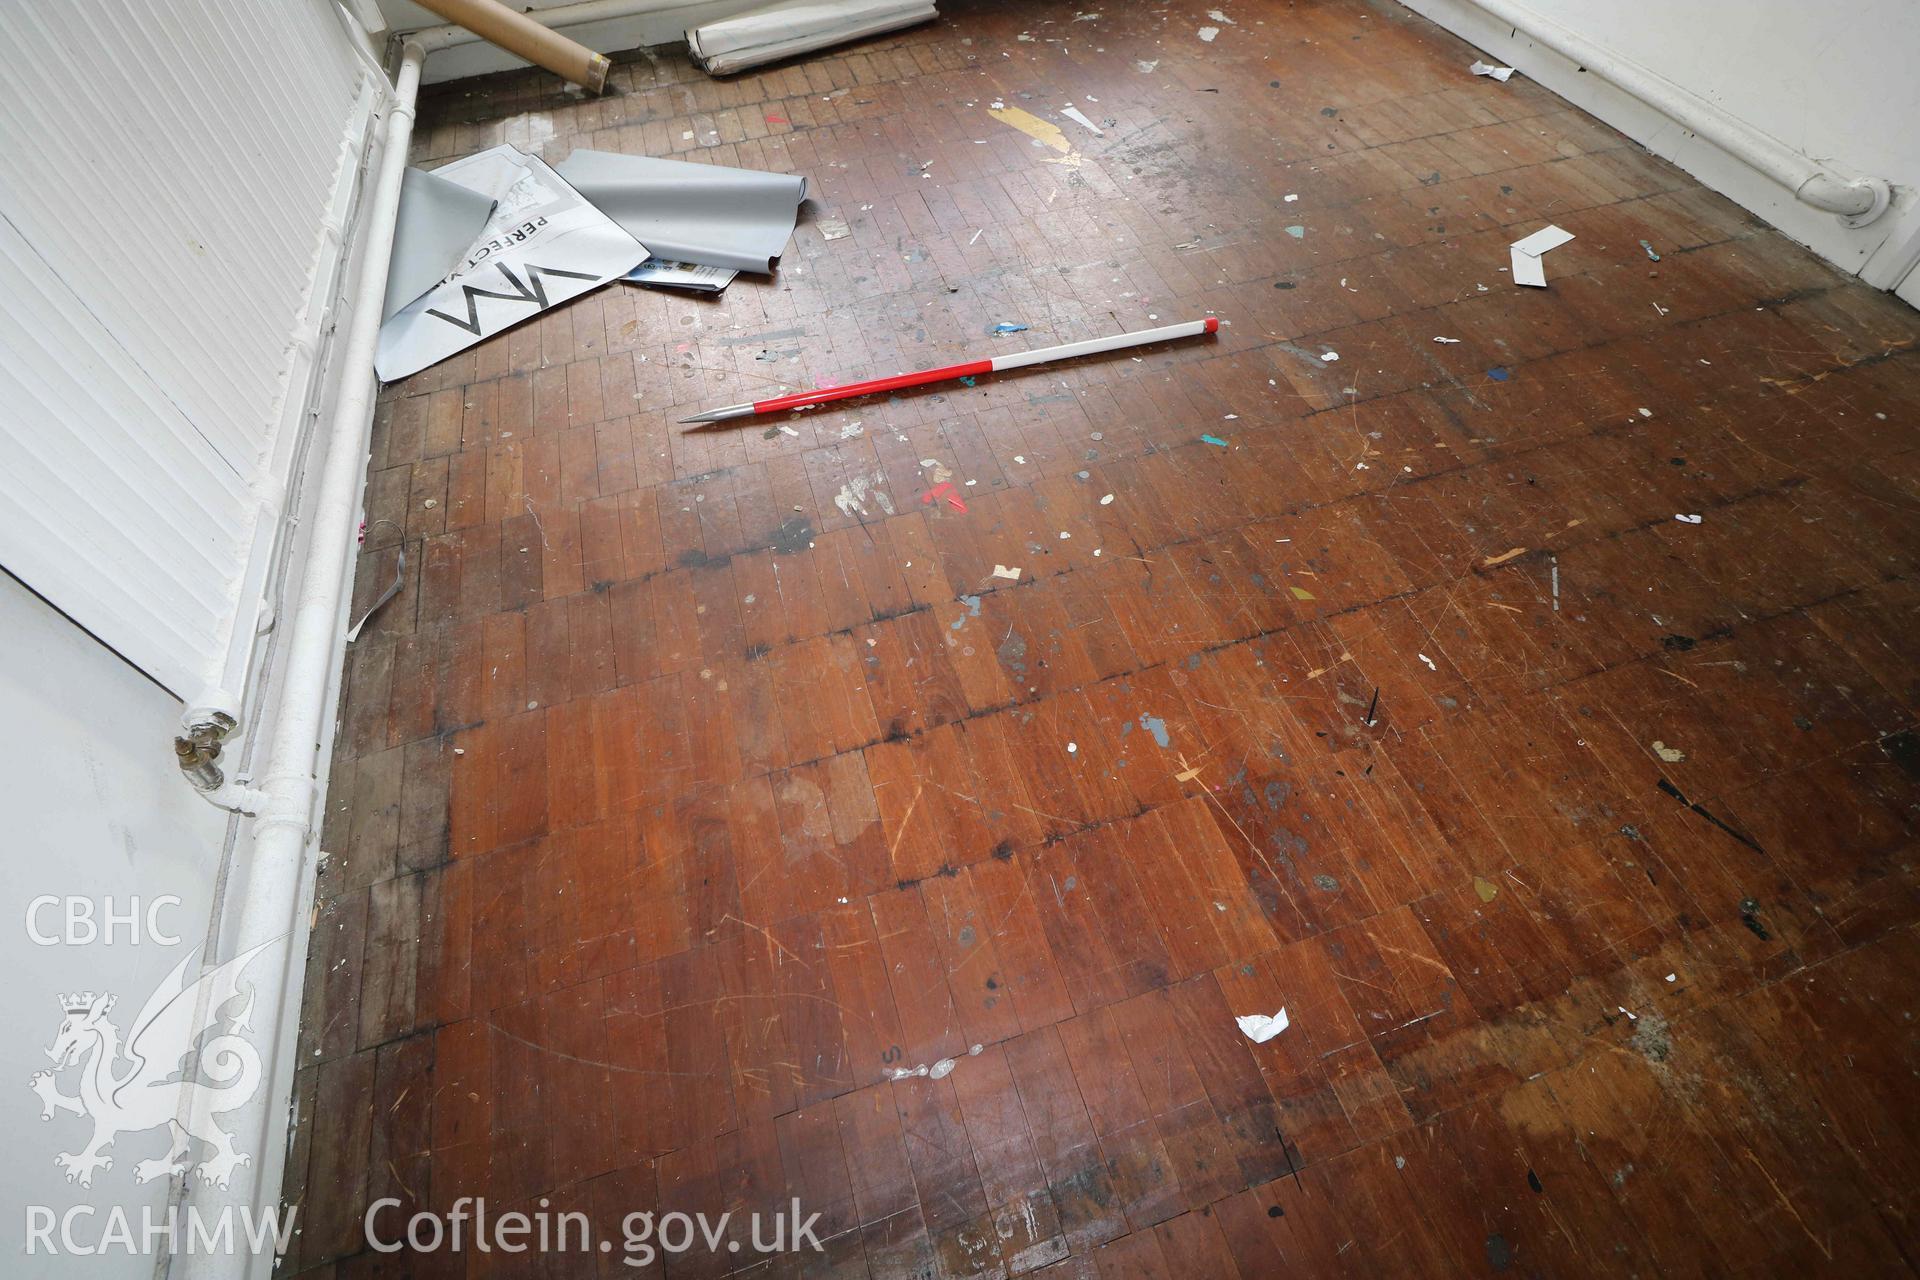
[{"left": 29, "top": 941, "right": 270, "bottom": 1189}]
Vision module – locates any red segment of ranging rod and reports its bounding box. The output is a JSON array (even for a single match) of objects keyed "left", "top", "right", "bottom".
[
  {"left": 680, "top": 315, "right": 1219, "bottom": 425},
  {"left": 747, "top": 357, "right": 992, "bottom": 417}
]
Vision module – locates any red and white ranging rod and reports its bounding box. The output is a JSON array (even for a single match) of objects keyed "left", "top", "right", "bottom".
[{"left": 679, "top": 315, "right": 1219, "bottom": 426}]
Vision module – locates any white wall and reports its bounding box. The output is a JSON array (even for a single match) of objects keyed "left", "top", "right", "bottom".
[
  {"left": 0, "top": 574, "right": 233, "bottom": 1277},
  {"left": 1399, "top": 0, "right": 1920, "bottom": 299},
  {"left": 0, "top": 0, "right": 377, "bottom": 703},
  {"left": 375, "top": 0, "right": 765, "bottom": 82},
  {"left": 0, "top": 4, "right": 389, "bottom": 1273}
]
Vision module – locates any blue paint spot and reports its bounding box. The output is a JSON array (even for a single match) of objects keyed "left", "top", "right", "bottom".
[
  {"left": 990, "top": 322, "right": 1029, "bottom": 335},
  {"left": 1488, "top": 366, "right": 1511, "bottom": 382},
  {"left": 1201, "top": 434, "right": 1229, "bottom": 448},
  {"left": 959, "top": 375, "right": 977, "bottom": 386},
  {"left": 1139, "top": 714, "right": 1170, "bottom": 748},
  {"left": 961, "top": 593, "right": 982, "bottom": 616},
  {"left": 1284, "top": 225, "right": 1305, "bottom": 239},
  {"left": 950, "top": 616, "right": 967, "bottom": 631}
]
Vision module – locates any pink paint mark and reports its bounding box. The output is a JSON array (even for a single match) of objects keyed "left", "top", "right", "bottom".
[
  {"left": 766, "top": 114, "right": 788, "bottom": 125},
  {"left": 921, "top": 482, "right": 969, "bottom": 514}
]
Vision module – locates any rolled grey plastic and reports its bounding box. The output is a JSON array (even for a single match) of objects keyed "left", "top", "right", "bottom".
[
  {"left": 555, "top": 149, "right": 807, "bottom": 275},
  {"left": 686, "top": 0, "right": 938, "bottom": 76}
]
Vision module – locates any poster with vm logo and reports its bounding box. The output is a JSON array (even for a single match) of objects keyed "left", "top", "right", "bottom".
[{"left": 374, "top": 144, "right": 646, "bottom": 381}]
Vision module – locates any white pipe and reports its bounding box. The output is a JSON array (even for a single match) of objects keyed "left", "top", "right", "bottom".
[
  {"left": 176, "top": 40, "right": 426, "bottom": 1280},
  {"left": 1457, "top": 0, "right": 1890, "bottom": 224}
]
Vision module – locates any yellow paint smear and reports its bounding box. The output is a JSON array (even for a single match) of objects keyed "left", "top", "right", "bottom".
[{"left": 989, "top": 105, "right": 1073, "bottom": 154}]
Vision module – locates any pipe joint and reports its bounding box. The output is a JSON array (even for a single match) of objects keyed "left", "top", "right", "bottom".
[
  {"left": 175, "top": 714, "right": 271, "bottom": 815},
  {"left": 174, "top": 711, "right": 239, "bottom": 792},
  {"left": 1801, "top": 173, "right": 1894, "bottom": 228},
  {"left": 250, "top": 770, "right": 318, "bottom": 837},
  {"left": 195, "top": 780, "right": 271, "bottom": 816}
]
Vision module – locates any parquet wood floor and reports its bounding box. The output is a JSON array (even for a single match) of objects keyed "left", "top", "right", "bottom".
[{"left": 286, "top": 2, "right": 1920, "bottom": 1275}]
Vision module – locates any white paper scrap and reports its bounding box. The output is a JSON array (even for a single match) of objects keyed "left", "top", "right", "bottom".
[
  {"left": 1511, "top": 224, "right": 1575, "bottom": 257},
  {"left": 625, "top": 257, "right": 737, "bottom": 293},
  {"left": 1236, "top": 1008, "right": 1290, "bottom": 1043},
  {"left": 991, "top": 564, "right": 1021, "bottom": 580},
  {"left": 1470, "top": 60, "right": 1516, "bottom": 82},
  {"left": 1510, "top": 246, "right": 1547, "bottom": 287},
  {"left": 1060, "top": 105, "right": 1105, "bottom": 136}
]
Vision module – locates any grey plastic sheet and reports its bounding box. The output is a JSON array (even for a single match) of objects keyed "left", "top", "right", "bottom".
[
  {"left": 382, "top": 166, "right": 497, "bottom": 322},
  {"left": 555, "top": 149, "right": 806, "bottom": 275},
  {"left": 686, "top": 0, "right": 939, "bottom": 75}
]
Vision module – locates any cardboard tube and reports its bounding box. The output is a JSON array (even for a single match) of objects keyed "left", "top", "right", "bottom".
[{"left": 410, "top": 0, "right": 611, "bottom": 91}]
